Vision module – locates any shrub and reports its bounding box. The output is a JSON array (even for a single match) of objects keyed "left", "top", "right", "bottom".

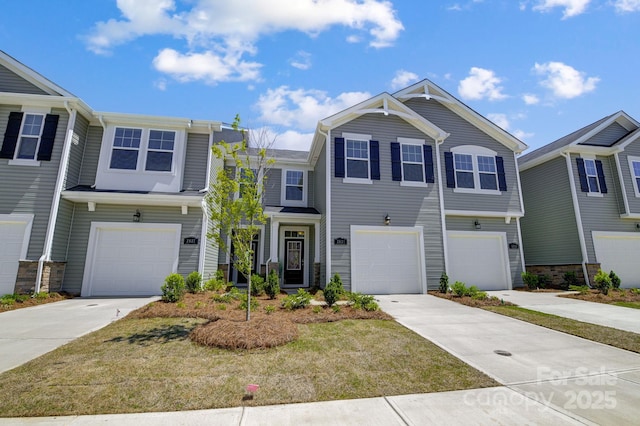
[
  {"left": 439, "top": 272, "right": 449, "bottom": 294},
  {"left": 216, "top": 304, "right": 227, "bottom": 311},
  {"left": 562, "top": 271, "right": 579, "bottom": 291},
  {"left": 312, "top": 306, "right": 322, "bottom": 314},
  {"left": 281, "top": 288, "right": 312, "bottom": 310},
  {"left": 593, "top": 269, "right": 612, "bottom": 295},
  {"left": 331, "top": 305, "right": 341, "bottom": 313},
  {"left": 250, "top": 274, "right": 265, "bottom": 296},
  {"left": 185, "top": 271, "right": 203, "bottom": 293},
  {"left": 210, "top": 286, "right": 243, "bottom": 303},
  {"left": 451, "top": 281, "right": 467, "bottom": 297},
  {"left": 204, "top": 270, "right": 227, "bottom": 292},
  {"left": 239, "top": 292, "right": 259, "bottom": 311},
  {"left": 569, "top": 284, "right": 590, "bottom": 295},
  {"left": 609, "top": 270, "right": 621, "bottom": 289},
  {"left": 471, "top": 290, "right": 488, "bottom": 300},
  {"left": 265, "top": 305, "right": 276, "bottom": 314},
  {"left": 537, "top": 274, "right": 551, "bottom": 289},
  {"left": 521, "top": 271, "right": 539, "bottom": 290},
  {"left": 348, "top": 292, "right": 379, "bottom": 311},
  {"left": 264, "top": 270, "right": 280, "bottom": 299},
  {"left": 35, "top": 292, "right": 50, "bottom": 300},
  {"left": 323, "top": 273, "right": 344, "bottom": 307},
  {"left": 161, "top": 273, "right": 185, "bottom": 302},
  {"left": 194, "top": 301, "right": 205, "bottom": 309},
  {"left": 630, "top": 288, "right": 640, "bottom": 295}
]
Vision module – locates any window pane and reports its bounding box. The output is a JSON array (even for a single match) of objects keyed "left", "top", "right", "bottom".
[
  {"left": 286, "top": 171, "right": 303, "bottom": 186},
  {"left": 477, "top": 156, "right": 496, "bottom": 172},
  {"left": 110, "top": 149, "right": 138, "bottom": 170},
  {"left": 402, "top": 145, "right": 422, "bottom": 162},
  {"left": 585, "top": 160, "right": 597, "bottom": 176},
  {"left": 454, "top": 153, "right": 473, "bottom": 171},
  {"left": 480, "top": 173, "right": 498, "bottom": 190},
  {"left": 636, "top": 177, "right": 640, "bottom": 192},
  {"left": 346, "top": 140, "right": 368, "bottom": 159},
  {"left": 17, "top": 137, "right": 38, "bottom": 159},
  {"left": 145, "top": 151, "right": 173, "bottom": 171},
  {"left": 286, "top": 186, "right": 303, "bottom": 200},
  {"left": 632, "top": 161, "right": 640, "bottom": 177},
  {"left": 347, "top": 159, "right": 368, "bottom": 178},
  {"left": 149, "top": 130, "right": 175, "bottom": 150},
  {"left": 456, "top": 171, "right": 474, "bottom": 188},
  {"left": 403, "top": 163, "right": 424, "bottom": 182},
  {"left": 22, "top": 114, "right": 43, "bottom": 136},
  {"left": 588, "top": 176, "right": 599, "bottom": 192},
  {"left": 113, "top": 128, "right": 141, "bottom": 148}
]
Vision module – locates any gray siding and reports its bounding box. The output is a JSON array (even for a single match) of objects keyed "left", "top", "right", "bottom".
[
  {"left": 618, "top": 141, "right": 640, "bottom": 214},
  {"left": 571, "top": 154, "right": 638, "bottom": 263},
  {"left": 330, "top": 114, "right": 444, "bottom": 291},
  {"left": 0, "top": 64, "right": 49, "bottom": 95},
  {"left": 608, "top": 156, "right": 626, "bottom": 215},
  {"left": 51, "top": 199, "right": 74, "bottom": 262},
  {"left": 182, "top": 133, "right": 209, "bottom": 191},
  {"left": 202, "top": 208, "right": 219, "bottom": 281},
  {"left": 520, "top": 156, "right": 582, "bottom": 264},
  {"left": 63, "top": 204, "right": 203, "bottom": 294},
  {"left": 405, "top": 99, "right": 522, "bottom": 213},
  {"left": 313, "top": 143, "right": 327, "bottom": 285},
  {"left": 264, "top": 168, "right": 282, "bottom": 206},
  {"left": 446, "top": 216, "right": 524, "bottom": 287},
  {"left": 0, "top": 105, "right": 69, "bottom": 259},
  {"left": 65, "top": 114, "right": 90, "bottom": 189},
  {"left": 78, "top": 126, "right": 103, "bottom": 186},
  {"left": 581, "top": 122, "right": 628, "bottom": 147}
]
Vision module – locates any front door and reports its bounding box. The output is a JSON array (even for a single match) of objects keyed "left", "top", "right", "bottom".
[{"left": 281, "top": 228, "right": 307, "bottom": 287}]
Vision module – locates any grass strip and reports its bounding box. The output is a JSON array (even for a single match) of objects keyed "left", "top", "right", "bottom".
[{"left": 483, "top": 305, "right": 640, "bottom": 354}]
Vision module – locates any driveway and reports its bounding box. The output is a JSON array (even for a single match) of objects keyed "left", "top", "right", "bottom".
[
  {"left": 0, "top": 297, "right": 157, "bottom": 373},
  {"left": 377, "top": 294, "right": 640, "bottom": 425}
]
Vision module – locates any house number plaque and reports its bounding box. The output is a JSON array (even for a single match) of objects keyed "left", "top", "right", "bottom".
[
  {"left": 184, "top": 237, "right": 199, "bottom": 245},
  {"left": 334, "top": 238, "right": 348, "bottom": 245}
]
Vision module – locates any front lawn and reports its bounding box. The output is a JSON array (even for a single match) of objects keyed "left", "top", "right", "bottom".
[{"left": 0, "top": 292, "right": 498, "bottom": 417}]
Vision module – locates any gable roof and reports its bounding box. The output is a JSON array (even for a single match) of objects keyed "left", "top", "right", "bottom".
[
  {"left": 519, "top": 111, "right": 640, "bottom": 170},
  {"left": 0, "top": 50, "right": 76, "bottom": 97},
  {"left": 394, "top": 79, "right": 528, "bottom": 154}
]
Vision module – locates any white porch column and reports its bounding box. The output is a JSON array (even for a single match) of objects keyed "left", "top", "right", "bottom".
[
  {"left": 314, "top": 222, "right": 320, "bottom": 263},
  {"left": 270, "top": 219, "right": 280, "bottom": 262}
]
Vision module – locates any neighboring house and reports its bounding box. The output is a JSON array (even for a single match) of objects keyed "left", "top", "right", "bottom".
[
  {"left": 519, "top": 111, "right": 640, "bottom": 288},
  {"left": 307, "top": 80, "right": 528, "bottom": 294},
  {"left": 0, "top": 50, "right": 224, "bottom": 297}
]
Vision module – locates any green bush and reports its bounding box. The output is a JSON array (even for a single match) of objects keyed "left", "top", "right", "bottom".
[
  {"left": 161, "top": 273, "right": 185, "bottom": 302},
  {"left": 185, "top": 271, "right": 203, "bottom": 293},
  {"left": 537, "top": 274, "right": 551, "bottom": 289},
  {"left": 609, "top": 270, "right": 621, "bottom": 289},
  {"left": 35, "top": 292, "right": 50, "bottom": 300},
  {"left": 1, "top": 295, "right": 15, "bottom": 306},
  {"left": 323, "top": 273, "right": 344, "bottom": 307},
  {"left": 281, "top": 288, "right": 312, "bottom": 310},
  {"left": 594, "top": 269, "right": 612, "bottom": 295},
  {"left": 451, "top": 281, "right": 467, "bottom": 297},
  {"left": 521, "top": 271, "right": 539, "bottom": 290},
  {"left": 265, "top": 305, "right": 276, "bottom": 314},
  {"left": 439, "top": 272, "right": 449, "bottom": 293},
  {"left": 264, "top": 270, "right": 280, "bottom": 299},
  {"left": 630, "top": 288, "right": 640, "bottom": 295},
  {"left": 239, "top": 292, "right": 259, "bottom": 311},
  {"left": 562, "top": 271, "right": 579, "bottom": 291},
  {"left": 348, "top": 292, "right": 379, "bottom": 311},
  {"left": 250, "top": 274, "right": 265, "bottom": 296},
  {"left": 471, "top": 289, "right": 488, "bottom": 300},
  {"left": 569, "top": 284, "right": 590, "bottom": 295}
]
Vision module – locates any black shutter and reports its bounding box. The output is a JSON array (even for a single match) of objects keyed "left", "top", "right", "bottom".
[
  {"left": 370, "top": 140, "right": 380, "bottom": 180},
  {"left": 390, "top": 142, "right": 401, "bottom": 181},
  {"left": 423, "top": 145, "right": 434, "bottom": 183},
  {"left": 36, "top": 114, "right": 59, "bottom": 161},
  {"left": 0, "top": 112, "right": 23, "bottom": 159},
  {"left": 595, "top": 159, "right": 607, "bottom": 194},
  {"left": 496, "top": 156, "right": 507, "bottom": 191},
  {"left": 444, "top": 151, "right": 455, "bottom": 188},
  {"left": 335, "top": 137, "right": 345, "bottom": 178},
  {"left": 576, "top": 158, "right": 589, "bottom": 192}
]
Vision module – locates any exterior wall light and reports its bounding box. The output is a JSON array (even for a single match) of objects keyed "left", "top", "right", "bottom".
[
  {"left": 636, "top": 223, "right": 640, "bottom": 231},
  {"left": 474, "top": 219, "right": 481, "bottom": 230},
  {"left": 384, "top": 214, "right": 391, "bottom": 226},
  {"left": 133, "top": 209, "right": 141, "bottom": 222}
]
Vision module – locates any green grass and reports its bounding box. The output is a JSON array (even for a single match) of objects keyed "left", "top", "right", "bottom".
[
  {"left": 0, "top": 317, "right": 497, "bottom": 417},
  {"left": 612, "top": 301, "right": 640, "bottom": 309},
  {"left": 484, "top": 305, "right": 640, "bottom": 353}
]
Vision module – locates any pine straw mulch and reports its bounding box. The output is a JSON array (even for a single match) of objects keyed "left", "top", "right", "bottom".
[
  {"left": 0, "top": 292, "right": 72, "bottom": 312},
  {"left": 428, "top": 291, "right": 515, "bottom": 307},
  {"left": 129, "top": 292, "right": 391, "bottom": 350},
  {"left": 560, "top": 288, "right": 640, "bottom": 304}
]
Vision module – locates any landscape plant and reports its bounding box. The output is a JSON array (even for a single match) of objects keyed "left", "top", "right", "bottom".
[
  {"left": 250, "top": 274, "right": 265, "bottom": 296},
  {"left": 185, "top": 271, "right": 202, "bottom": 293},
  {"left": 281, "top": 288, "right": 312, "bottom": 310},
  {"left": 264, "top": 269, "right": 280, "bottom": 299},
  {"left": 439, "top": 272, "right": 449, "bottom": 293},
  {"left": 323, "top": 273, "right": 344, "bottom": 307},
  {"left": 593, "top": 269, "right": 612, "bottom": 295},
  {"left": 521, "top": 271, "right": 539, "bottom": 290},
  {"left": 161, "top": 273, "right": 185, "bottom": 302},
  {"left": 609, "top": 270, "right": 621, "bottom": 289},
  {"left": 562, "top": 271, "right": 579, "bottom": 290}
]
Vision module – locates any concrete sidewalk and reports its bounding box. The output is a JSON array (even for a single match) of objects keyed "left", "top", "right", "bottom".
[
  {"left": 487, "top": 289, "right": 640, "bottom": 334},
  {"left": 0, "top": 297, "right": 157, "bottom": 373}
]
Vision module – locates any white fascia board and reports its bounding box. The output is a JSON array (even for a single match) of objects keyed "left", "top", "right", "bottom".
[
  {"left": 264, "top": 211, "right": 321, "bottom": 221},
  {"left": 94, "top": 111, "right": 221, "bottom": 131},
  {"left": 444, "top": 209, "right": 524, "bottom": 218},
  {"left": 616, "top": 127, "right": 640, "bottom": 150},
  {"left": 61, "top": 190, "right": 204, "bottom": 208},
  {"left": 0, "top": 92, "right": 93, "bottom": 118},
  {"left": 308, "top": 124, "right": 325, "bottom": 167},
  {"left": 620, "top": 213, "right": 640, "bottom": 219}
]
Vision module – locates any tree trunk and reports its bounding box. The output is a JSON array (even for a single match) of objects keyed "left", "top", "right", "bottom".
[{"left": 246, "top": 274, "right": 251, "bottom": 321}]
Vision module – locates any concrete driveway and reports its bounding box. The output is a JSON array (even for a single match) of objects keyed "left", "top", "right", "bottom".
[
  {"left": 377, "top": 294, "right": 640, "bottom": 425},
  {"left": 0, "top": 297, "right": 157, "bottom": 373}
]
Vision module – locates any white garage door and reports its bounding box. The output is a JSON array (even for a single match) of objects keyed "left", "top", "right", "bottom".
[
  {"left": 593, "top": 231, "right": 640, "bottom": 288},
  {"left": 82, "top": 222, "right": 181, "bottom": 297},
  {"left": 447, "top": 231, "right": 511, "bottom": 291},
  {"left": 351, "top": 226, "right": 426, "bottom": 294},
  {"left": 0, "top": 215, "right": 32, "bottom": 296}
]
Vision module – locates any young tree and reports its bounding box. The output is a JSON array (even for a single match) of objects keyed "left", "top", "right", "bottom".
[{"left": 206, "top": 116, "right": 274, "bottom": 321}]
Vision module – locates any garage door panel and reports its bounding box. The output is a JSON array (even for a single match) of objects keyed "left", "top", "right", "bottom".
[
  {"left": 0, "top": 219, "right": 31, "bottom": 296},
  {"left": 82, "top": 223, "right": 181, "bottom": 297},
  {"left": 593, "top": 232, "right": 640, "bottom": 288}
]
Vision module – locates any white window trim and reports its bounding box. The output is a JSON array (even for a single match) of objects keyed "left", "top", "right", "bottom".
[
  {"left": 8, "top": 107, "right": 51, "bottom": 167},
  {"left": 235, "top": 167, "right": 262, "bottom": 200},
  {"left": 281, "top": 169, "right": 307, "bottom": 207},
  {"left": 627, "top": 155, "right": 640, "bottom": 198},
  {"left": 342, "top": 132, "right": 371, "bottom": 183},
  {"left": 398, "top": 137, "right": 428, "bottom": 187},
  {"left": 145, "top": 129, "right": 177, "bottom": 173},
  {"left": 107, "top": 126, "right": 179, "bottom": 175},
  {"left": 581, "top": 155, "right": 603, "bottom": 198},
  {"left": 451, "top": 145, "right": 501, "bottom": 195}
]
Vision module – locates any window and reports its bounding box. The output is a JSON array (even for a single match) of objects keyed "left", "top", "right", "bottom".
[
  {"left": 627, "top": 156, "right": 640, "bottom": 197},
  {"left": 402, "top": 144, "right": 424, "bottom": 182},
  {"left": 282, "top": 170, "right": 306, "bottom": 205},
  {"left": 146, "top": 130, "right": 175, "bottom": 171},
  {"left": 576, "top": 157, "right": 607, "bottom": 195},
  {"left": 238, "top": 168, "right": 257, "bottom": 198},
  {"left": 110, "top": 127, "right": 141, "bottom": 170},
  {"left": 346, "top": 139, "right": 369, "bottom": 179},
  {"left": 0, "top": 111, "right": 59, "bottom": 165},
  {"left": 445, "top": 146, "right": 506, "bottom": 193},
  {"left": 16, "top": 114, "right": 44, "bottom": 160},
  {"left": 584, "top": 159, "right": 600, "bottom": 193}
]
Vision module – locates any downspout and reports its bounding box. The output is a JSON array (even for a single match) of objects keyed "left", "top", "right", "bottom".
[
  {"left": 434, "top": 136, "right": 449, "bottom": 277},
  {"left": 513, "top": 152, "right": 527, "bottom": 275},
  {"left": 319, "top": 128, "right": 331, "bottom": 280},
  {"left": 562, "top": 152, "right": 591, "bottom": 286},
  {"left": 35, "top": 102, "right": 77, "bottom": 294}
]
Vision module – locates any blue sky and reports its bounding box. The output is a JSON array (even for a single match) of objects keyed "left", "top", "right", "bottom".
[{"left": 2, "top": 0, "right": 640, "bottom": 152}]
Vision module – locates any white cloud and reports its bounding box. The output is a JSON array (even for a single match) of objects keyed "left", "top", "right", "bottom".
[
  {"left": 153, "top": 78, "right": 168, "bottom": 91},
  {"left": 252, "top": 127, "right": 315, "bottom": 151},
  {"left": 486, "top": 112, "right": 532, "bottom": 140},
  {"left": 458, "top": 67, "right": 508, "bottom": 101},
  {"left": 532, "top": 0, "right": 591, "bottom": 18},
  {"left": 513, "top": 129, "right": 534, "bottom": 140},
  {"left": 487, "top": 113, "right": 509, "bottom": 130},
  {"left": 522, "top": 93, "right": 540, "bottom": 105},
  {"left": 255, "top": 86, "right": 371, "bottom": 131},
  {"left": 289, "top": 51, "right": 312, "bottom": 70},
  {"left": 614, "top": 0, "right": 640, "bottom": 12},
  {"left": 391, "top": 70, "right": 419, "bottom": 90},
  {"left": 534, "top": 61, "right": 599, "bottom": 99}
]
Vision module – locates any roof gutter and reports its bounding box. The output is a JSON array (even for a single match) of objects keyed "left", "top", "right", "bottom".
[{"left": 35, "top": 101, "right": 77, "bottom": 294}]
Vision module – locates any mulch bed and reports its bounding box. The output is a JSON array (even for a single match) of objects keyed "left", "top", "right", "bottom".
[
  {"left": 560, "top": 288, "right": 640, "bottom": 303},
  {"left": 0, "top": 292, "right": 72, "bottom": 312},
  {"left": 428, "top": 291, "right": 515, "bottom": 307}
]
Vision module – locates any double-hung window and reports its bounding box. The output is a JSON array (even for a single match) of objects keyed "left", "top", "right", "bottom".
[
  {"left": 477, "top": 155, "right": 498, "bottom": 190},
  {"left": 335, "top": 134, "right": 379, "bottom": 183},
  {"left": 1, "top": 110, "right": 59, "bottom": 166},
  {"left": 346, "top": 139, "right": 369, "bottom": 179},
  {"left": 282, "top": 170, "right": 306, "bottom": 205},
  {"left": 454, "top": 153, "right": 474, "bottom": 189},
  {"left": 576, "top": 156, "right": 607, "bottom": 195},
  {"left": 146, "top": 130, "right": 175, "bottom": 171},
  {"left": 627, "top": 156, "right": 640, "bottom": 197},
  {"left": 402, "top": 144, "right": 424, "bottom": 182},
  {"left": 445, "top": 145, "right": 506, "bottom": 193},
  {"left": 238, "top": 168, "right": 257, "bottom": 199},
  {"left": 16, "top": 114, "right": 44, "bottom": 160},
  {"left": 584, "top": 159, "right": 600, "bottom": 193},
  {"left": 110, "top": 127, "right": 141, "bottom": 170},
  {"left": 109, "top": 127, "right": 176, "bottom": 172}
]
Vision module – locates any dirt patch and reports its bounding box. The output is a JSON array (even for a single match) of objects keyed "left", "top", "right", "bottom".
[{"left": 428, "top": 291, "right": 515, "bottom": 307}]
